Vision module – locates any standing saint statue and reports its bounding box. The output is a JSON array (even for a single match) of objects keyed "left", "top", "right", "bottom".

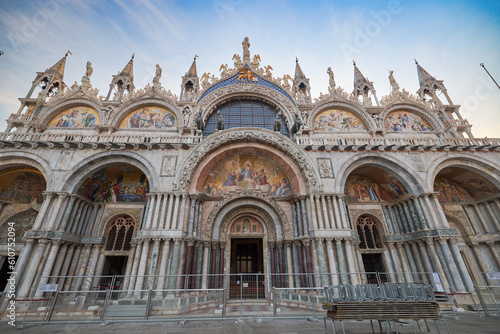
[
  {"left": 153, "top": 64, "right": 162, "bottom": 87},
  {"left": 242, "top": 37, "right": 250, "bottom": 61}
]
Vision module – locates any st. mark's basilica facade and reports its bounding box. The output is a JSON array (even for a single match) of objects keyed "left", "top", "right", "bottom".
[{"left": 1, "top": 38, "right": 500, "bottom": 307}]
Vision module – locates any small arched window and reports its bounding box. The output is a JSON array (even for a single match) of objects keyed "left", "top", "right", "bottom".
[
  {"left": 356, "top": 216, "right": 383, "bottom": 249},
  {"left": 104, "top": 216, "right": 135, "bottom": 251}
]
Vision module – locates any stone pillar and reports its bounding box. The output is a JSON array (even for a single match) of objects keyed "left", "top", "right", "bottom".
[
  {"left": 291, "top": 202, "right": 299, "bottom": 237},
  {"left": 432, "top": 194, "right": 449, "bottom": 228},
  {"left": 425, "top": 239, "right": 451, "bottom": 290},
  {"left": 177, "top": 194, "right": 188, "bottom": 230},
  {"left": 320, "top": 195, "right": 331, "bottom": 229},
  {"left": 134, "top": 239, "right": 151, "bottom": 296},
  {"left": 335, "top": 239, "right": 347, "bottom": 284},
  {"left": 82, "top": 204, "right": 98, "bottom": 236},
  {"left": 316, "top": 238, "right": 328, "bottom": 287},
  {"left": 301, "top": 198, "right": 309, "bottom": 235},
  {"left": 310, "top": 239, "right": 321, "bottom": 287},
  {"left": 126, "top": 240, "right": 143, "bottom": 296},
  {"left": 152, "top": 194, "right": 163, "bottom": 230},
  {"left": 390, "top": 205, "right": 403, "bottom": 234},
  {"left": 56, "top": 244, "right": 76, "bottom": 288},
  {"left": 344, "top": 238, "right": 358, "bottom": 284},
  {"left": 277, "top": 241, "right": 285, "bottom": 287},
  {"left": 294, "top": 240, "right": 306, "bottom": 287},
  {"left": 314, "top": 195, "right": 325, "bottom": 229},
  {"left": 70, "top": 201, "right": 85, "bottom": 234},
  {"left": 170, "top": 194, "right": 180, "bottom": 230},
  {"left": 200, "top": 241, "right": 211, "bottom": 290},
  {"left": 332, "top": 195, "right": 342, "bottom": 230},
  {"left": 190, "top": 242, "right": 199, "bottom": 288},
  {"left": 325, "top": 195, "right": 335, "bottom": 229},
  {"left": 387, "top": 242, "right": 403, "bottom": 282},
  {"left": 382, "top": 206, "right": 394, "bottom": 234},
  {"left": 295, "top": 200, "right": 303, "bottom": 236},
  {"left": 187, "top": 196, "right": 197, "bottom": 236},
  {"left": 382, "top": 243, "right": 397, "bottom": 282},
  {"left": 403, "top": 243, "right": 419, "bottom": 282},
  {"left": 424, "top": 195, "right": 439, "bottom": 229},
  {"left": 470, "top": 243, "right": 492, "bottom": 285},
  {"left": 396, "top": 242, "right": 411, "bottom": 282},
  {"left": 158, "top": 194, "right": 168, "bottom": 230},
  {"left": 337, "top": 196, "right": 350, "bottom": 229},
  {"left": 325, "top": 238, "right": 338, "bottom": 285},
  {"left": 144, "top": 194, "right": 157, "bottom": 230},
  {"left": 6, "top": 239, "right": 34, "bottom": 291},
  {"left": 76, "top": 204, "right": 92, "bottom": 235},
  {"left": 412, "top": 197, "right": 427, "bottom": 230},
  {"left": 184, "top": 239, "right": 194, "bottom": 277},
  {"left": 147, "top": 239, "right": 161, "bottom": 290},
  {"left": 18, "top": 240, "right": 48, "bottom": 298},
  {"left": 303, "top": 239, "right": 313, "bottom": 275},
  {"left": 416, "top": 196, "right": 430, "bottom": 229},
  {"left": 487, "top": 241, "right": 500, "bottom": 267},
  {"left": 285, "top": 241, "right": 294, "bottom": 288},
  {"left": 82, "top": 244, "right": 101, "bottom": 291},
  {"left": 473, "top": 204, "right": 492, "bottom": 233},
  {"left": 48, "top": 243, "right": 69, "bottom": 283},
  {"left": 438, "top": 237, "right": 466, "bottom": 291},
  {"left": 154, "top": 239, "right": 171, "bottom": 296},
  {"left": 58, "top": 195, "right": 77, "bottom": 231},
  {"left": 62, "top": 245, "right": 82, "bottom": 291},
  {"left": 485, "top": 203, "right": 500, "bottom": 232},
  {"left": 408, "top": 199, "right": 421, "bottom": 231},
  {"left": 416, "top": 240, "right": 437, "bottom": 289},
  {"left": 269, "top": 242, "right": 276, "bottom": 286},
  {"left": 449, "top": 239, "right": 474, "bottom": 292},
  {"left": 167, "top": 239, "right": 181, "bottom": 290},
  {"left": 307, "top": 195, "right": 319, "bottom": 230},
  {"left": 409, "top": 242, "right": 429, "bottom": 284},
  {"left": 218, "top": 242, "right": 225, "bottom": 289},
  {"left": 71, "top": 244, "right": 92, "bottom": 291},
  {"left": 32, "top": 192, "right": 55, "bottom": 230},
  {"left": 402, "top": 201, "right": 416, "bottom": 232},
  {"left": 210, "top": 242, "right": 218, "bottom": 289},
  {"left": 35, "top": 241, "right": 62, "bottom": 297}
]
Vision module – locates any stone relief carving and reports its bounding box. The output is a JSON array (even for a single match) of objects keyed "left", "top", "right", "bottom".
[
  {"left": 216, "top": 206, "right": 277, "bottom": 242},
  {"left": 317, "top": 158, "right": 334, "bottom": 178},
  {"left": 176, "top": 129, "right": 318, "bottom": 192},
  {"left": 160, "top": 155, "right": 177, "bottom": 177},
  {"left": 98, "top": 206, "right": 144, "bottom": 237}
]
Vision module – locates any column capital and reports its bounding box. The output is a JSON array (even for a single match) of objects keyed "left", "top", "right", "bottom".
[
  {"left": 219, "top": 241, "right": 226, "bottom": 249},
  {"left": 424, "top": 238, "right": 435, "bottom": 245},
  {"left": 173, "top": 238, "right": 182, "bottom": 245},
  {"left": 325, "top": 237, "right": 333, "bottom": 242},
  {"left": 335, "top": 238, "right": 342, "bottom": 246},
  {"left": 436, "top": 236, "right": 449, "bottom": 244},
  {"left": 268, "top": 241, "right": 276, "bottom": 248},
  {"left": 211, "top": 241, "right": 219, "bottom": 249},
  {"left": 276, "top": 240, "right": 283, "bottom": 247},
  {"left": 202, "top": 240, "right": 211, "bottom": 248},
  {"left": 51, "top": 240, "right": 63, "bottom": 246},
  {"left": 301, "top": 238, "right": 311, "bottom": 247},
  {"left": 486, "top": 241, "right": 497, "bottom": 247},
  {"left": 186, "top": 238, "right": 195, "bottom": 247},
  {"left": 38, "top": 239, "right": 49, "bottom": 245},
  {"left": 42, "top": 191, "right": 56, "bottom": 200},
  {"left": 162, "top": 237, "right": 171, "bottom": 243},
  {"left": 152, "top": 238, "right": 161, "bottom": 244},
  {"left": 284, "top": 239, "right": 293, "bottom": 246}
]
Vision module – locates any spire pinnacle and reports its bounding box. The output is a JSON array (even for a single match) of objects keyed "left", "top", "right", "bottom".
[
  {"left": 119, "top": 54, "right": 135, "bottom": 78},
  {"left": 415, "top": 61, "right": 435, "bottom": 87},
  {"left": 47, "top": 52, "right": 70, "bottom": 80},
  {"left": 294, "top": 57, "right": 306, "bottom": 80},
  {"left": 187, "top": 55, "right": 198, "bottom": 77}
]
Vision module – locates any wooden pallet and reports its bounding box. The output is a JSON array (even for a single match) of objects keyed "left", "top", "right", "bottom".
[{"left": 323, "top": 301, "right": 440, "bottom": 321}]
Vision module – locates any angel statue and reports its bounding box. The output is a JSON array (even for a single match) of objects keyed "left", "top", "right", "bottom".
[
  {"left": 251, "top": 54, "right": 261, "bottom": 68},
  {"left": 200, "top": 72, "right": 211, "bottom": 90},
  {"left": 282, "top": 74, "right": 293, "bottom": 91},
  {"left": 263, "top": 65, "right": 273, "bottom": 79},
  {"left": 85, "top": 61, "right": 93, "bottom": 78},
  {"left": 232, "top": 54, "right": 243, "bottom": 68},
  {"left": 219, "top": 64, "right": 229, "bottom": 78}
]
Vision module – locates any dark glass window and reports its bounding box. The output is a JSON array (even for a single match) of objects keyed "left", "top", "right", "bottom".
[
  {"left": 203, "top": 100, "right": 289, "bottom": 136},
  {"left": 105, "top": 216, "right": 135, "bottom": 251},
  {"left": 356, "top": 216, "right": 383, "bottom": 249}
]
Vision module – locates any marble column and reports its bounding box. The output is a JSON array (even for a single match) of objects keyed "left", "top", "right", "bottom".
[
  {"left": 153, "top": 194, "right": 164, "bottom": 230},
  {"left": 412, "top": 197, "right": 428, "bottom": 230},
  {"left": 190, "top": 242, "right": 199, "bottom": 288},
  {"left": 308, "top": 195, "right": 319, "bottom": 230},
  {"left": 396, "top": 205, "right": 409, "bottom": 233},
  {"left": 34, "top": 241, "right": 61, "bottom": 297},
  {"left": 303, "top": 239, "right": 314, "bottom": 275},
  {"left": 18, "top": 240, "right": 48, "bottom": 298},
  {"left": 269, "top": 242, "right": 276, "bottom": 286},
  {"left": 402, "top": 201, "right": 416, "bottom": 232},
  {"left": 285, "top": 241, "right": 294, "bottom": 288},
  {"left": 158, "top": 194, "right": 168, "bottom": 230},
  {"left": 294, "top": 241, "right": 306, "bottom": 287},
  {"left": 321, "top": 195, "right": 331, "bottom": 230},
  {"left": 485, "top": 203, "right": 500, "bottom": 232},
  {"left": 184, "top": 239, "right": 194, "bottom": 276},
  {"left": 32, "top": 193, "right": 55, "bottom": 230},
  {"left": 310, "top": 239, "right": 321, "bottom": 287},
  {"left": 7, "top": 239, "right": 34, "bottom": 291},
  {"left": 432, "top": 194, "right": 449, "bottom": 228},
  {"left": 134, "top": 239, "right": 151, "bottom": 297},
  {"left": 177, "top": 194, "right": 189, "bottom": 230},
  {"left": 170, "top": 194, "right": 180, "bottom": 230},
  {"left": 62, "top": 245, "right": 82, "bottom": 291},
  {"left": 155, "top": 239, "right": 171, "bottom": 296},
  {"left": 382, "top": 206, "right": 394, "bottom": 234},
  {"left": 409, "top": 242, "right": 428, "bottom": 284},
  {"left": 165, "top": 194, "right": 175, "bottom": 231},
  {"left": 82, "top": 244, "right": 101, "bottom": 291},
  {"left": 126, "top": 240, "right": 143, "bottom": 296},
  {"left": 316, "top": 238, "right": 328, "bottom": 287},
  {"left": 487, "top": 241, "right": 500, "bottom": 267},
  {"left": 147, "top": 238, "right": 161, "bottom": 290},
  {"left": 56, "top": 244, "right": 76, "bottom": 288},
  {"left": 449, "top": 239, "right": 474, "bottom": 292},
  {"left": 291, "top": 202, "right": 299, "bottom": 237},
  {"left": 473, "top": 204, "right": 492, "bottom": 233},
  {"left": 218, "top": 242, "right": 225, "bottom": 289},
  {"left": 201, "top": 241, "right": 211, "bottom": 290},
  {"left": 70, "top": 201, "right": 85, "bottom": 234},
  {"left": 344, "top": 238, "right": 358, "bottom": 284},
  {"left": 314, "top": 195, "right": 325, "bottom": 229},
  {"left": 144, "top": 194, "right": 157, "bottom": 230},
  {"left": 387, "top": 206, "right": 401, "bottom": 234},
  {"left": 277, "top": 242, "right": 285, "bottom": 287},
  {"left": 403, "top": 243, "right": 419, "bottom": 282},
  {"left": 408, "top": 199, "right": 421, "bottom": 231},
  {"left": 438, "top": 238, "right": 466, "bottom": 291},
  {"left": 424, "top": 195, "right": 439, "bottom": 229},
  {"left": 335, "top": 239, "right": 347, "bottom": 284},
  {"left": 425, "top": 239, "right": 451, "bottom": 290},
  {"left": 325, "top": 195, "right": 335, "bottom": 229},
  {"left": 48, "top": 243, "right": 69, "bottom": 283},
  {"left": 416, "top": 240, "right": 437, "bottom": 289},
  {"left": 58, "top": 195, "right": 77, "bottom": 231},
  {"left": 301, "top": 198, "right": 309, "bottom": 235},
  {"left": 382, "top": 244, "right": 397, "bottom": 282},
  {"left": 71, "top": 244, "right": 92, "bottom": 291},
  {"left": 295, "top": 200, "right": 303, "bottom": 236},
  {"left": 332, "top": 195, "right": 342, "bottom": 230},
  {"left": 77, "top": 204, "right": 93, "bottom": 235},
  {"left": 210, "top": 242, "right": 218, "bottom": 289},
  {"left": 167, "top": 239, "right": 181, "bottom": 291},
  {"left": 187, "top": 196, "right": 197, "bottom": 236},
  {"left": 416, "top": 196, "right": 431, "bottom": 229},
  {"left": 470, "top": 243, "right": 492, "bottom": 285},
  {"left": 396, "top": 242, "right": 412, "bottom": 282},
  {"left": 387, "top": 242, "right": 403, "bottom": 282},
  {"left": 325, "top": 238, "right": 338, "bottom": 286}
]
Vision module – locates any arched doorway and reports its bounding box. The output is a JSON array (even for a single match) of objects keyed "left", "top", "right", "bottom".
[{"left": 356, "top": 215, "right": 385, "bottom": 283}]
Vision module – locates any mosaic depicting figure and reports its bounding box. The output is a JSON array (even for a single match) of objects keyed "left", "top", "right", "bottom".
[
  {"left": 78, "top": 166, "right": 149, "bottom": 203},
  {"left": 0, "top": 170, "right": 45, "bottom": 203},
  {"left": 313, "top": 109, "right": 367, "bottom": 131},
  {"left": 48, "top": 106, "right": 99, "bottom": 128},
  {"left": 434, "top": 177, "right": 471, "bottom": 203},
  {"left": 202, "top": 154, "right": 292, "bottom": 197},
  {"left": 120, "top": 106, "right": 176, "bottom": 129},
  {"left": 384, "top": 111, "right": 432, "bottom": 132},
  {"left": 345, "top": 176, "right": 391, "bottom": 202},
  {"left": 458, "top": 178, "right": 498, "bottom": 198}
]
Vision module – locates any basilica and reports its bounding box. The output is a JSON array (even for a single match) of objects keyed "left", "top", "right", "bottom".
[{"left": 0, "top": 38, "right": 499, "bottom": 309}]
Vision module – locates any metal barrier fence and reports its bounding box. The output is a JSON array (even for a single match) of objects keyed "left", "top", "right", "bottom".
[
  {"left": 12, "top": 271, "right": 459, "bottom": 325},
  {"left": 474, "top": 286, "right": 500, "bottom": 318}
]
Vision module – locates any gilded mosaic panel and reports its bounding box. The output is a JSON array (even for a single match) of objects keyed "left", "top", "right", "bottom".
[
  {"left": 47, "top": 106, "right": 99, "bottom": 128},
  {"left": 384, "top": 111, "right": 432, "bottom": 132},
  {"left": 313, "top": 109, "right": 367, "bottom": 131},
  {"left": 119, "top": 106, "right": 176, "bottom": 129}
]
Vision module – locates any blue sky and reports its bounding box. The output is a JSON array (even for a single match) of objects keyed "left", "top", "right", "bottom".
[{"left": 0, "top": 0, "right": 499, "bottom": 137}]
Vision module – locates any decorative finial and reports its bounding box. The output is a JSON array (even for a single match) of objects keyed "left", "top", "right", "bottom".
[
  {"left": 353, "top": 60, "right": 356, "bottom": 66},
  {"left": 296, "top": 57, "right": 298, "bottom": 63},
  {"left": 65, "top": 50, "right": 72, "bottom": 57},
  {"left": 194, "top": 54, "right": 199, "bottom": 60},
  {"left": 414, "top": 59, "right": 418, "bottom": 65},
  {"left": 131, "top": 53, "right": 135, "bottom": 59}
]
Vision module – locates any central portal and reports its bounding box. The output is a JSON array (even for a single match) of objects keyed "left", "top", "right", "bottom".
[{"left": 230, "top": 238, "right": 264, "bottom": 299}]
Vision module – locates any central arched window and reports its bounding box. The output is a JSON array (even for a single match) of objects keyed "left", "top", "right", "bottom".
[
  {"left": 356, "top": 216, "right": 383, "bottom": 249},
  {"left": 105, "top": 216, "right": 135, "bottom": 251},
  {"left": 204, "top": 99, "right": 289, "bottom": 136}
]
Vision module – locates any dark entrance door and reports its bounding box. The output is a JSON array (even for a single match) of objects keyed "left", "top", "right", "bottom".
[
  {"left": 362, "top": 253, "right": 385, "bottom": 283},
  {"left": 229, "top": 238, "right": 264, "bottom": 299},
  {"left": 100, "top": 256, "right": 128, "bottom": 296}
]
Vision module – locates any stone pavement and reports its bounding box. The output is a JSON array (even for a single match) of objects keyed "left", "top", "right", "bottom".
[{"left": 1, "top": 312, "right": 499, "bottom": 333}]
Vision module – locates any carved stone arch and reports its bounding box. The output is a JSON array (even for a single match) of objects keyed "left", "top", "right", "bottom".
[
  {"left": 110, "top": 98, "right": 182, "bottom": 128},
  {"left": 335, "top": 153, "right": 426, "bottom": 195},
  {"left": 176, "top": 128, "right": 320, "bottom": 192},
  {"left": 443, "top": 210, "right": 474, "bottom": 237},
  {"left": 206, "top": 191, "right": 290, "bottom": 241},
  {"left": 350, "top": 210, "right": 386, "bottom": 233},
  {"left": 0, "top": 152, "right": 54, "bottom": 190},
  {"left": 196, "top": 85, "right": 299, "bottom": 129},
  {"left": 382, "top": 104, "right": 441, "bottom": 132},
  {"left": 102, "top": 214, "right": 137, "bottom": 251},
  {"left": 308, "top": 101, "right": 375, "bottom": 131},
  {"left": 218, "top": 206, "right": 276, "bottom": 243},
  {"left": 427, "top": 154, "right": 500, "bottom": 193},
  {"left": 39, "top": 97, "right": 103, "bottom": 128},
  {"left": 58, "top": 151, "right": 159, "bottom": 194}
]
